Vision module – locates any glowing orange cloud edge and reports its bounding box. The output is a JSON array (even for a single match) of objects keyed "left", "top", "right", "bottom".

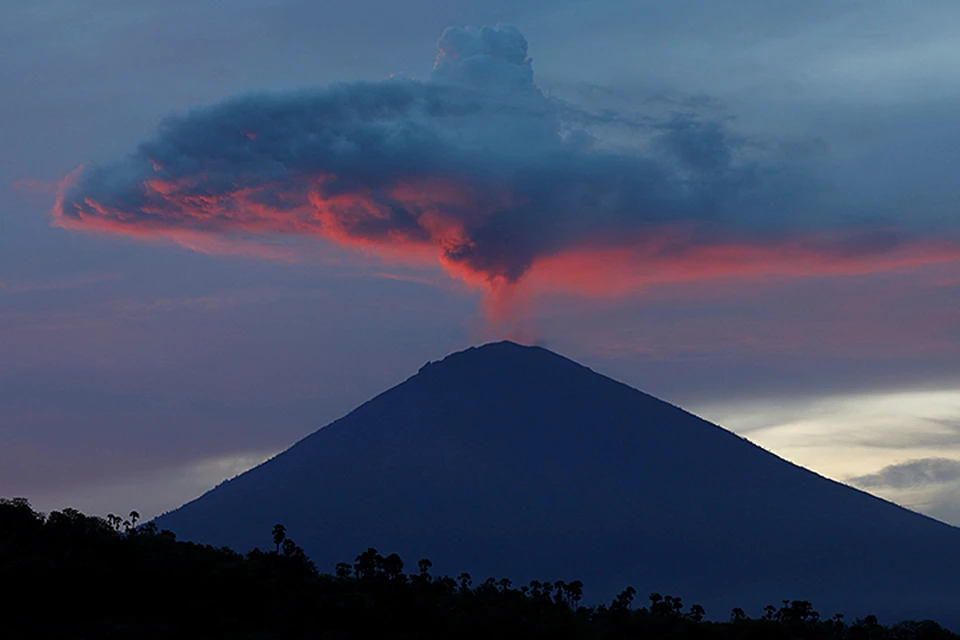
[
  {"left": 53, "top": 166, "right": 960, "bottom": 313},
  {"left": 525, "top": 234, "right": 960, "bottom": 298}
]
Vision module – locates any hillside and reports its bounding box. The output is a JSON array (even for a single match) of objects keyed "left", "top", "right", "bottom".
[
  {"left": 7, "top": 498, "right": 958, "bottom": 638},
  {"left": 156, "top": 341, "right": 960, "bottom": 625}
]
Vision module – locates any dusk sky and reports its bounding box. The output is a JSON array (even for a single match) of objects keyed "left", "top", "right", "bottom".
[{"left": 3, "top": 0, "right": 959, "bottom": 524}]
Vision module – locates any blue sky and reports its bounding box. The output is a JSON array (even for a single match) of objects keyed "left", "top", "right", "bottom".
[{"left": 2, "top": 0, "right": 959, "bottom": 522}]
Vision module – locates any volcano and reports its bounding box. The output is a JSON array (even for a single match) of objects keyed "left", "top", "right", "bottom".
[{"left": 156, "top": 341, "right": 960, "bottom": 624}]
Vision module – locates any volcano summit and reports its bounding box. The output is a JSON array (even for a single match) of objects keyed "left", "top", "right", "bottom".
[{"left": 157, "top": 341, "right": 960, "bottom": 624}]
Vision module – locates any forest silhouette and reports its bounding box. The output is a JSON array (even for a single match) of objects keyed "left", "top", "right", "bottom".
[{"left": 2, "top": 498, "right": 956, "bottom": 639}]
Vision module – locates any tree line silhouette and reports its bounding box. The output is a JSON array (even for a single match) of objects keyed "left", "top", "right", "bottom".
[{"left": 1, "top": 497, "right": 955, "bottom": 639}]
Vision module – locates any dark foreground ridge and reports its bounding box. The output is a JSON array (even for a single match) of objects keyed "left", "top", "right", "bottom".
[
  {"left": 157, "top": 341, "right": 960, "bottom": 626},
  {"left": 2, "top": 498, "right": 957, "bottom": 639}
]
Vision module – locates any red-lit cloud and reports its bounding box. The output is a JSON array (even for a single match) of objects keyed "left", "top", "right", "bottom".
[
  {"left": 54, "top": 165, "right": 960, "bottom": 321},
  {"left": 525, "top": 231, "right": 960, "bottom": 297},
  {"left": 51, "top": 25, "right": 960, "bottom": 318}
]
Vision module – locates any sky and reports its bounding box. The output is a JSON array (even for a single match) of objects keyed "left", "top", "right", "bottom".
[{"left": 2, "top": 0, "right": 959, "bottom": 524}]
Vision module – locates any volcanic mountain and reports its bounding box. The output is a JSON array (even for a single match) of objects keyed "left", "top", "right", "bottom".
[{"left": 157, "top": 341, "right": 960, "bottom": 624}]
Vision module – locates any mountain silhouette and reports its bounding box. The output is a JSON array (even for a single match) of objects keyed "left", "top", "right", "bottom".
[{"left": 156, "top": 341, "right": 960, "bottom": 624}]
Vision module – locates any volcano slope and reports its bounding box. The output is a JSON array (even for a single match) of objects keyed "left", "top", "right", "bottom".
[{"left": 156, "top": 341, "right": 960, "bottom": 625}]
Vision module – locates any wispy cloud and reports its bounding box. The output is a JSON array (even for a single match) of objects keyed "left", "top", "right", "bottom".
[
  {"left": 849, "top": 416, "right": 960, "bottom": 450},
  {"left": 25, "top": 448, "right": 278, "bottom": 521},
  {"left": 106, "top": 287, "right": 328, "bottom": 315},
  {"left": 849, "top": 458, "right": 960, "bottom": 490},
  {"left": 9, "top": 178, "right": 59, "bottom": 196},
  {"left": 0, "top": 273, "right": 116, "bottom": 295}
]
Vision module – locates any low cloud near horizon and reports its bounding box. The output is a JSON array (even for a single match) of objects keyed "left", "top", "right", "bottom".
[
  {"left": 847, "top": 457, "right": 960, "bottom": 527},
  {"left": 849, "top": 457, "right": 960, "bottom": 491}
]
